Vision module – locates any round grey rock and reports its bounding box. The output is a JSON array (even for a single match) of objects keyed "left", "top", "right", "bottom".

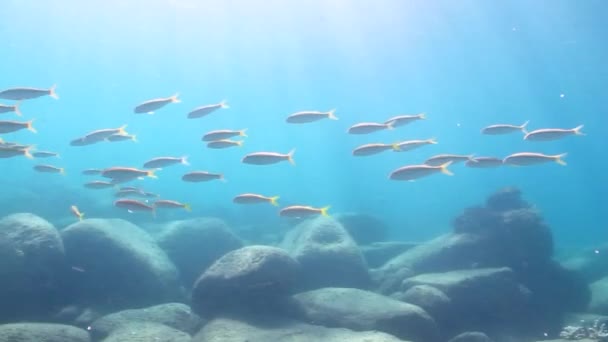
[
  {"left": 399, "top": 284, "right": 452, "bottom": 321},
  {"left": 0, "top": 323, "right": 90, "bottom": 342},
  {"left": 448, "top": 331, "right": 494, "bottom": 342},
  {"left": 280, "top": 216, "right": 370, "bottom": 290},
  {"left": 101, "top": 322, "right": 190, "bottom": 342},
  {"left": 0, "top": 213, "right": 65, "bottom": 320},
  {"left": 193, "top": 316, "right": 410, "bottom": 342},
  {"left": 191, "top": 245, "right": 300, "bottom": 317},
  {"left": 291, "top": 287, "right": 439, "bottom": 342},
  {"left": 61, "top": 218, "right": 179, "bottom": 310},
  {"left": 157, "top": 217, "right": 243, "bottom": 286},
  {"left": 90, "top": 303, "right": 201, "bottom": 339}
]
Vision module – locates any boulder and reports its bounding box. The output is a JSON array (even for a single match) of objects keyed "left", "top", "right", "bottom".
[
  {"left": 90, "top": 303, "right": 201, "bottom": 339},
  {"left": 0, "top": 213, "right": 66, "bottom": 321},
  {"left": 362, "top": 241, "right": 418, "bottom": 268},
  {"left": 280, "top": 216, "right": 370, "bottom": 290},
  {"left": 0, "top": 323, "right": 90, "bottom": 342},
  {"left": 589, "top": 276, "right": 608, "bottom": 314},
  {"left": 374, "top": 233, "right": 488, "bottom": 294},
  {"left": 291, "top": 287, "right": 439, "bottom": 342},
  {"left": 447, "top": 332, "right": 493, "bottom": 342},
  {"left": 402, "top": 268, "right": 531, "bottom": 334},
  {"left": 191, "top": 245, "right": 300, "bottom": 317},
  {"left": 335, "top": 212, "right": 389, "bottom": 244},
  {"left": 396, "top": 285, "right": 452, "bottom": 323},
  {"left": 157, "top": 217, "right": 243, "bottom": 286},
  {"left": 101, "top": 322, "right": 191, "bottom": 342},
  {"left": 60, "top": 218, "right": 179, "bottom": 311},
  {"left": 192, "top": 316, "right": 410, "bottom": 342}
]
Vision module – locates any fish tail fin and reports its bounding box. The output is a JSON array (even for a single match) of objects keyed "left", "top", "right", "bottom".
[
  {"left": 236, "top": 140, "right": 244, "bottom": 147},
  {"left": 327, "top": 109, "right": 338, "bottom": 120},
  {"left": 428, "top": 137, "right": 438, "bottom": 144},
  {"left": 287, "top": 149, "right": 296, "bottom": 165},
  {"left": 220, "top": 100, "right": 229, "bottom": 109},
  {"left": 131, "top": 134, "right": 138, "bottom": 142},
  {"left": 181, "top": 156, "right": 190, "bottom": 166},
  {"left": 27, "top": 119, "right": 37, "bottom": 133},
  {"left": 49, "top": 84, "right": 59, "bottom": 99},
  {"left": 386, "top": 121, "right": 395, "bottom": 130},
  {"left": 78, "top": 212, "right": 85, "bottom": 221},
  {"left": 440, "top": 161, "right": 454, "bottom": 176},
  {"left": 118, "top": 124, "right": 128, "bottom": 135},
  {"left": 270, "top": 196, "right": 280, "bottom": 206},
  {"left": 220, "top": 174, "right": 227, "bottom": 183},
  {"left": 171, "top": 93, "right": 181, "bottom": 103},
  {"left": 147, "top": 170, "right": 158, "bottom": 179},
  {"left": 555, "top": 153, "right": 567, "bottom": 166},
  {"left": 391, "top": 143, "right": 401, "bottom": 151},
  {"left": 184, "top": 203, "right": 192, "bottom": 212},
  {"left": 14, "top": 102, "right": 22, "bottom": 116},
  {"left": 573, "top": 124, "right": 585, "bottom": 135},
  {"left": 320, "top": 205, "right": 331, "bottom": 217},
  {"left": 419, "top": 112, "right": 427, "bottom": 119},
  {"left": 521, "top": 120, "right": 530, "bottom": 134},
  {"left": 240, "top": 128, "right": 248, "bottom": 137},
  {"left": 60, "top": 168, "right": 66, "bottom": 175},
  {"left": 23, "top": 146, "right": 33, "bottom": 159}
]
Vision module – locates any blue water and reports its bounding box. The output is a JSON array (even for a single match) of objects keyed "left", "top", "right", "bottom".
[{"left": 1, "top": 0, "right": 606, "bottom": 249}]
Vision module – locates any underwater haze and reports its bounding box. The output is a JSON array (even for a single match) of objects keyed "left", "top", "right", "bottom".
[
  {"left": 1, "top": 0, "right": 606, "bottom": 247},
  {"left": 3, "top": 1, "right": 608, "bottom": 342}
]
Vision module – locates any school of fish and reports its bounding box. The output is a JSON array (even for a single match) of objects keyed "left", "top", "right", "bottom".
[{"left": 0, "top": 85, "right": 585, "bottom": 220}]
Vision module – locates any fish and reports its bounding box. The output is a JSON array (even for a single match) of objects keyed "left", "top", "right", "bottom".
[
  {"left": 424, "top": 154, "right": 473, "bottom": 166},
  {"left": 347, "top": 121, "right": 394, "bottom": 134},
  {"left": 389, "top": 161, "right": 454, "bottom": 181},
  {"left": 70, "top": 205, "right": 84, "bottom": 221},
  {"left": 70, "top": 137, "right": 98, "bottom": 147},
  {"left": 352, "top": 143, "right": 398, "bottom": 156},
  {"left": 233, "top": 193, "right": 280, "bottom": 206},
  {"left": 115, "top": 189, "right": 159, "bottom": 198},
  {"left": 242, "top": 149, "right": 295, "bottom": 165},
  {"left": 384, "top": 113, "right": 426, "bottom": 127},
  {"left": 279, "top": 205, "right": 330, "bottom": 217},
  {"left": 523, "top": 125, "right": 584, "bottom": 141},
  {"left": 182, "top": 171, "right": 225, "bottom": 182},
  {"left": 206, "top": 139, "right": 243, "bottom": 149},
  {"left": 0, "top": 120, "right": 36, "bottom": 134},
  {"left": 84, "top": 181, "right": 116, "bottom": 189},
  {"left": 107, "top": 133, "right": 137, "bottom": 142},
  {"left": 101, "top": 167, "right": 157, "bottom": 180},
  {"left": 119, "top": 186, "right": 143, "bottom": 192},
  {"left": 503, "top": 152, "right": 567, "bottom": 166},
  {"left": 202, "top": 129, "right": 247, "bottom": 141},
  {"left": 481, "top": 121, "right": 529, "bottom": 135},
  {"left": 143, "top": 156, "right": 189, "bottom": 169},
  {"left": 114, "top": 199, "right": 156, "bottom": 214},
  {"left": 82, "top": 169, "right": 102, "bottom": 175},
  {"left": 34, "top": 164, "right": 65, "bottom": 175},
  {"left": 188, "top": 100, "right": 228, "bottom": 119},
  {"left": 0, "top": 102, "right": 21, "bottom": 116},
  {"left": 393, "top": 138, "right": 437, "bottom": 152},
  {"left": 0, "top": 145, "right": 33, "bottom": 159},
  {"left": 33, "top": 151, "right": 60, "bottom": 158},
  {"left": 465, "top": 157, "right": 503, "bottom": 168},
  {"left": 154, "top": 200, "right": 192, "bottom": 211},
  {"left": 82, "top": 125, "right": 128, "bottom": 143},
  {"left": 0, "top": 85, "right": 58, "bottom": 100},
  {"left": 286, "top": 109, "right": 338, "bottom": 123},
  {"left": 134, "top": 93, "right": 180, "bottom": 114}
]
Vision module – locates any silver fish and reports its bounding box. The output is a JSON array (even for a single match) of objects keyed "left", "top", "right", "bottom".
[
  {"left": 242, "top": 149, "right": 295, "bottom": 165},
  {"left": 188, "top": 100, "right": 228, "bottom": 119},
  {"left": 0, "top": 85, "right": 58, "bottom": 100},
  {"left": 389, "top": 162, "right": 453, "bottom": 181},
  {"left": 481, "top": 121, "right": 529, "bottom": 135},
  {"left": 134, "top": 94, "right": 180, "bottom": 114},
  {"left": 524, "top": 125, "right": 584, "bottom": 141},
  {"left": 286, "top": 109, "right": 337, "bottom": 123},
  {"left": 503, "top": 152, "right": 567, "bottom": 166}
]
